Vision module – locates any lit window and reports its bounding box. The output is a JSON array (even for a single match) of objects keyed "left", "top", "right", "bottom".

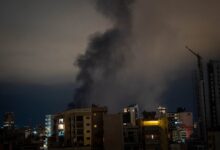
[
  {"left": 94, "top": 124, "right": 97, "bottom": 128},
  {"left": 58, "top": 130, "right": 64, "bottom": 136},
  {"left": 58, "top": 124, "right": 64, "bottom": 130},
  {"left": 59, "top": 118, "right": 64, "bottom": 123}
]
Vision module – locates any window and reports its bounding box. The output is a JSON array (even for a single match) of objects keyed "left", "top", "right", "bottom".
[
  {"left": 59, "top": 118, "right": 64, "bottom": 124},
  {"left": 72, "top": 129, "right": 76, "bottom": 134},
  {"left": 58, "top": 130, "right": 64, "bottom": 136},
  {"left": 77, "top": 129, "right": 83, "bottom": 134},
  {"left": 76, "top": 116, "right": 83, "bottom": 121},
  {"left": 77, "top": 136, "right": 84, "bottom": 145},
  {"left": 76, "top": 122, "right": 83, "bottom": 128},
  {"left": 86, "top": 130, "right": 90, "bottom": 133},
  {"left": 58, "top": 124, "right": 64, "bottom": 130},
  {"left": 86, "top": 137, "right": 90, "bottom": 140}
]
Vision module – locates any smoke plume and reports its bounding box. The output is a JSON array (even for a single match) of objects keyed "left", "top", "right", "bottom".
[
  {"left": 69, "top": 0, "right": 220, "bottom": 111},
  {"left": 68, "top": 0, "right": 134, "bottom": 108}
]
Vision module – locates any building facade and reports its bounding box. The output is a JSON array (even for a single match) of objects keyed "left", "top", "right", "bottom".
[
  {"left": 207, "top": 60, "right": 220, "bottom": 150},
  {"left": 123, "top": 104, "right": 139, "bottom": 126},
  {"left": 208, "top": 60, "right": 220, "bottom": 129},
  {"left": 3, "top": 112, "right": 14, "bottom": 129},
  {"left": 140, "top": 118, "right": 168, "bottom": 150},
  {"left": 44, "top": 115, "right": 54, "bottom": 149},
  {"left": 103, "top": 114, "right": 124, "bottom": 150},
  {"left": 167, "top": 112, "right": 193, "bottom": 144},
  {"left": 50, "top": 106, "right": 107, "bottom": 150}
]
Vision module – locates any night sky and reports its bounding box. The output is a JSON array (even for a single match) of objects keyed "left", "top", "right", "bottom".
[{"left": 1, "top": 0, "right": 220, "bottom": 127}]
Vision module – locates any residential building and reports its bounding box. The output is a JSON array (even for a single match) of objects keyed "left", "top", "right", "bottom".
[
  {"left": 167, "top": 111, "right": 193, "bottom": 143},
  {"left": 50, "top": 106, "right": 107, "bottom": 150},
  {"left": 140, "top": 118, "right": 169, "bottom": 150},
  {"left": 123, "top": 125, "right": 141, "bottom": 150},
  {"left": 123, "top": 104, "right": 139, "bottom": 126}
]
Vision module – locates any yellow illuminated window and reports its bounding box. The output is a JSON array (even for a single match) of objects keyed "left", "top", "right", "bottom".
[{"left": 143, "top": 120, "right": 160, "bottom": 126}]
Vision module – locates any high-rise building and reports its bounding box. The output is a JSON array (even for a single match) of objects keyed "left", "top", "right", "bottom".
[
  {"left": 156, "top": 106, "right": 167, "bottom": 118},
  {"left": 208, "top": 60, "right": 220, "bottom": 129},
  {"left": 123, "top": 104, "right": 141, "bottom": 150},
  {"left": 123, "top": 104, "right": 139, "bottom": 126},
  {"left": 167, "top": 111, "right": 193, "bottom": 143},
  {"left": 3, "top": 112, "right": 14, "bottom": 129},
  {"left": 44, "top": 115, "right": 54, "bottom": 149},
  {"left": 140, "top": 117, "right": 169, "bottom": 150},
  {"left": 207, "top": 131, "right": 220, "bottom": 150},
  {"left": 45, "top": 115, "right": 54, "bottom": 137},
  {"left": 104, "top": 104, "right": 141, "bottom": 150}
]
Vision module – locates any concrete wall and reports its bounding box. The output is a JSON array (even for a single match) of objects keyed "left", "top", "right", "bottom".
[{"left": 103, "top": 114, "right": 124, "bottom": 150}]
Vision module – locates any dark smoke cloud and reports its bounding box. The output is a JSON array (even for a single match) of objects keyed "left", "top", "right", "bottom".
[
  {"left": 70, "top": 0, "right": 220, "bottom": 111},
  {"left": 95, "top": 0, "right": 134, "bottom": 28},
  {"left": 68, "top": 0, "right": 134, "bottom": 108},
  {"left": 69, "top": 29, "right": 125, "bottom": 107}
]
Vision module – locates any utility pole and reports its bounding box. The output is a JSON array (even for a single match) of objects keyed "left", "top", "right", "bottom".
[{"left": 186, "top": 46, "right": 207, "bottom": 147}]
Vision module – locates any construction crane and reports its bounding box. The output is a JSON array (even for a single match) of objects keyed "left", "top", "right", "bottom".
[
  {"left": 186, "top": 46, "right": 207, "bottom": 147},
  {"left": 186, "top": 46, "right": 203, "bottom": 79}
]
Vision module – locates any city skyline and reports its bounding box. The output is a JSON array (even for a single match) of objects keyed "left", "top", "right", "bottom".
[{"left": 1, "top": 0, "right": 220, "bottom": 126}]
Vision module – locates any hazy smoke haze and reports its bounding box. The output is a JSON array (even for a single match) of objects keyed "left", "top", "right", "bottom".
[
  {"left": 1, "top": 1, "right": 220, "bottom": 115},
  {"left": 70, "top": 0, "right": 220, "bottom": 111}
]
